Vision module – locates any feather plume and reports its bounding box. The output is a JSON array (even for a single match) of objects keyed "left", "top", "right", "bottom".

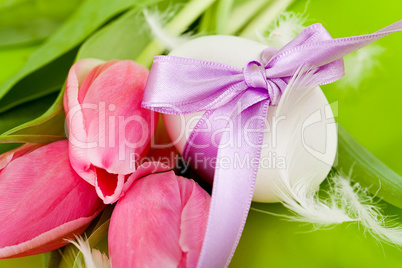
[
  {"left": 262, "top": 12, "right": 306, "bottom": 48},
  {"left": 272, "top": 66, "right": 353, "bottom": 224},
  {"left": 66, "top": 236, "right": 111, "bottom": 268},
  {"left": 337, "top": 44, "right": 385, "bottom": 89},
  {"left": 334, "top": 176, "right": 402, "bottom": 245}
]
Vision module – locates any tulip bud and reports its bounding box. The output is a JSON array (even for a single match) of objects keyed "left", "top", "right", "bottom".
[
  {"left": 64, "top": 59, "right": 157, "bottom": 204},
  {"left": 109, "top": 168, "right": 210, "bottom": 268},
  {"left": 0, "top": 141, "right": 104, "bottom": 258}
]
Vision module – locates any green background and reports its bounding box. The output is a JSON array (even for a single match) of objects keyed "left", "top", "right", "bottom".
[{"left": 0, "top": 0, "right": 401, "bottom": 267}]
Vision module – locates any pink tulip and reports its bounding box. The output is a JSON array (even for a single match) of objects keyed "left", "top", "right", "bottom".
[
  {"left": 0, "top": 141, "right": 104, "bottom": 258},
  {"left": 64, "top": 59, "right": 157, "bottom": 204},
  {"left": 109, "top": 168, "right": 211, "bottom": 268}
]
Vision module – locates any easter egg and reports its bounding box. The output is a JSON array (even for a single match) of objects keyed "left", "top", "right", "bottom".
[{"left": 162, "top": 35, "right": 337, "bottom": 202}]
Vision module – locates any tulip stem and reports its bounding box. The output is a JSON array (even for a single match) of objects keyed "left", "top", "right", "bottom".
[
  {"left": 199, "top": 0, "right": 234, "bottom": 35},
  {"left": 135, "top": 0, "right": 217, "bottom": 67},
  {"left": 226, "top": 0, "right": 272, "bottom": 35},
  {"left": 238, "top": 0, "right": 295, "bottom": 40}
]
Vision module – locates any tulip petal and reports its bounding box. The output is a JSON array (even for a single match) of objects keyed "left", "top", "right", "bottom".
[
  {"left": 64, "top": 58, "right": 105, "bottom": 185},
  {"left": 0, "top": 140, "right": 104, "bottom": 258},
  {"left": 78, "top": 60, "right": 119, "bottom": 103},
  {"left": 122, "top": 161, "right": 172, "bottom": 194},
  {"left": 0, "top": 143, "right": 41, "bottom": 170},
  {"left": 81, "top": 60, "right": 155, "bottom": 175},
  {"left": 94, "top": 161, "right": 171, "bottom": 205},
  {"left": 0, "top": 216, "right": 98, "bottom": 258},
  {"left": 109, "top": 171, "right": 210, "bottom": 268},
  {"left": 94, "top": 168, "right": 124, "bottom": 205},
  {"left": 177, "top": 177, "right": 211, "bottom": 266}
]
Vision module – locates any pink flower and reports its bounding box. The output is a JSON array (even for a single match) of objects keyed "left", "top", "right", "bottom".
[
  {"left": 0, "top": 141, "right": 104, "bottom": 258},
  {"left": 109, "top": 167, "right": 211, "bottom": 268},
  {"left": 64, "top": 59, "right": 157, "bottom": 204}
]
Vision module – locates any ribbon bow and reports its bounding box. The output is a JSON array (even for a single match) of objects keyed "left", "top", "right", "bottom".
[{"left": 142, "top": 21, "right": 402, "bottom": 268}]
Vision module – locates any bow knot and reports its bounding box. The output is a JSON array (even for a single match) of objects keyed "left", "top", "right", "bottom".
[
  {"left": 266, "top": 79, "right": 283, "bottom": 106},
  {"left": 243, "top": 58, "right": 284, "bottom": 106}
]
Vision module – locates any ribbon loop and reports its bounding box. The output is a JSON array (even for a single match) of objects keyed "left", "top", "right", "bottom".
[
  {"left": 243, "top": 61, "right": 268, "bottom": 90},
  {"left": 260, "top": 47, "right": 279, "bottom": 65}
]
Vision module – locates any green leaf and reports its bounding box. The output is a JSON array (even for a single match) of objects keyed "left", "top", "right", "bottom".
[
  {"left": 0, "top": 89, "right": 65, "bottom": 145},
  {"left": 336, "top": 124, "right": 402, "bottom": 209},
  {"left": 76, "top": 8, "right": 153, "bottom": 61},
  {"left": 0, "top": 143, "right": 21, "bottom": 155},
  {"left": 0, "top": 0, "right": 80, "bottom": 47},
  {"left": 0, "top": 0, "right": 157, "bottom": 112},
  {"left": 3, "top": 112, "right": 65, "bottom": 137},
  {"left": 77, "top": 0, "right": 190, "bottom": 61},
  {"left": 0, "top": 92, "right": 58, "bottom": 135},
  {"left": 0, "top": 82, "right": 66, "bottom": 143},
  {"left": 42, "top": 250, "right": 62, "bottom": 268},
  {"left": 0, "top": 45, "right": 39, "bottom": 85},
  {"left": 0, "top": 134, "right": 64, "bottom": 143},
  {"left": 0, "top": 47, "right": 77, "bottom": 113}
]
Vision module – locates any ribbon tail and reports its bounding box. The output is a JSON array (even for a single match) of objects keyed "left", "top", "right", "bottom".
[
  {"left": 182, "top": 108, "right": 233, "bottom": 183},
  {"left": 183, "top": 90, "right": 268, "bottom": 183},
  {"left": 196, "top": 100, "right": 269, "bottom": 268},
  {"left": 266, "top": 20, "right": 402, "bottom": 79}
]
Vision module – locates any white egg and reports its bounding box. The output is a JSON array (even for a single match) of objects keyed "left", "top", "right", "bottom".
[{"left": 162, "top": 35, "right": 337, "bottom": 203}]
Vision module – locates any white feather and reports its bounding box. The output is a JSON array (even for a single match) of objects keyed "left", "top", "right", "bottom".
[
  {"left": 337, "top": 44, "right": 385, "bottom": 89},
  {"left": 262, "top": 12, "right": 306, "bottom": 48},
  {"left": 271, "top": 66, "right": 354, "bottom": 224},
  {"left": 66, "top": 236, "right": 111, "bottom": 268},
  {"left": 263, "top": 173, "right": 402, "bottom": 245},
  {"left": 334, "top": 177, "right": 402, "bottom": 245},
  {"left": 143, "top": 8, "right": 190, "bottom": 51}
]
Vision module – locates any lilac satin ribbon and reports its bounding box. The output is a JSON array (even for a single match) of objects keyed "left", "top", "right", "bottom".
[{"left": 142, "top": 21, "right": 402, "bottom": 268}]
